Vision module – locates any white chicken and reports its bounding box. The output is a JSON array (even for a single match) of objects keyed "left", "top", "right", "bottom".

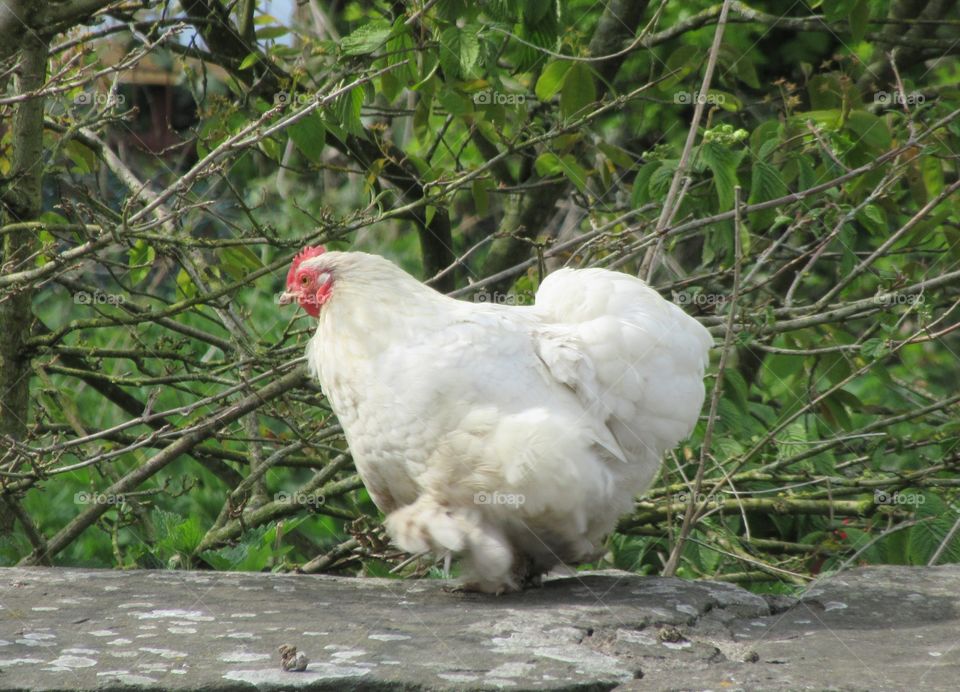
[{"left": 281, "top": 247, "right": 711, "bottom": 592}]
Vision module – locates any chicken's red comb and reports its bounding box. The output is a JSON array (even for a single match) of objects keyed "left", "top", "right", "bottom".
[{"left": 286, "top": 245, "right": 326, "bottom": 286}]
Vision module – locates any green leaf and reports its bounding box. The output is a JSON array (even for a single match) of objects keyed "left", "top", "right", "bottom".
[
  {"left": 238, "top": 53, "right": 259, "bottom": 70},
  {"left": 849, "top": 0, "right": 870, "bottom": 43},
  {"left": 748, "top": 157, "right": 787, "bottom": 226},
  {"left": 907, "top": 492, "right": 960, "bottom": 565},
  {"left": 761, "top": 348, "right": 805, "bottom": 400},
  {"left": 597, "top": 141, "right": 634, "bottom": 168},
  {"left": 412, "top": 90, "right": 433, "bottom": 137},
  {"left": 699, "top": 141, "right": 743, "bottom": 210},
  {"left": 35, "top": 229, "right": 55, "bottom": 266},
  {"left": 522, "top": 0, "right": 554, "bottom": 24},
  {"left": 201, "top": 524, "right": 285, "bottom": 571},
  {"left": 534, "top": 152, "right": 563, "bottom": 176},
  {"left": 128, "top": 240, "right": 155, "bottom": 287},
  {"left": 794, "top": 109, "right": 843, "bottom": 129},
  {"left": 845, "top": 111, "right": 891, "bottom": 151},
  {"left": 860, "top": 338, "right": 890, "bottom": 360},
  {"left": 560, "top": 63, "right": 595, "bottom": 120},
  {"left": 176, "top": 268, "right": 196, "bottom": 300},
  {"left": 820, "top": 393, "right": 852, "bottom": 430},
  {"left": 65, "top": 140, "right": 96, "bottom": 174},
  {"left": 220, "top": 245, "right": 264, "bottom": 282},
  {"left": 258, "top": 136, "right": 281, "bottom": 161},
  {"left": 723, "top": 368, "right": 750, "bottom": 411},
  {"left": 794, "top": 155, "right": 817, "bottom": 190},
  {"left": 822, "top": 0, "right": 854, "bottom": 23},
  {"left": 39, "top": 211, "right": 68, "bottom": 226},
  {"left": 537, "top": 152, "right": 588, "bottom": 193},
  {"left": 411, "top": 56, "right": 440, "bottom": 92},
  {"left": 385, "top": 26, "right": 418, "bottom": 85},
  {"left": 341, "top": 20, "right": 393, "bottom": 56},
  {"left": 437, "top": 0, "right": 473, "bottom": 21},
  {"left": 535, "top": 60, "right": 572, "bottom": 101},
  {"left": 660, "top": 45, "right": 699, "bottom": 90},
  {"left": 379, "top": 70, "right": 401, "bottom": 102},
  {"left": 734, "top": 55, "right": 761, "bottom": 90},
  {"left": 472, "top": 179, "right": 492, "bottom": 215},
  {"left": 648, "top": 160, "right": 676, "bottom": 199},
  {"left": 437, "top": 90, "right": 471, "bottom": 116},
  {"left": 695, "top": 529, "right": 722, "bottom": 572},
  {"left": 749, "top": 160, "right": 787, "bottom": 205},
  {"left": 776, "top": 421, "right": 807, "bottom": 462},
  {"left": 152, "top": 510, "right": 204, "bottom": 556},
  {"left": 288, "top": 113, "right": 326, "bottom": 163},
  {"left": 747, "top": 401, "right": 777, "bottom": 428},
  {"left": 922, "top": 155, "right": 945, "bottom": 197},
  {"left": 807, "top": 73, "right": 861, "bottom": 111},
  {"left": 631, "top": 161, "right": 660, "bottom": 207},
  {"left": 256, "top": 26, "right": 289, "bottom": 40},
  {"left": 419, "top": 170, "right": 441, "bottom": 190},
  {"left": 513, "top": 23, "right": 558, "bottom": 72},
  {"left": 558, "top": 154, "right": 589, "bottom": 194},
  {"left": 335, "top": 86, "right": 365, "bottom": 137},
  {"left": 856, "top": 204, "right": 887, "bottom": 235},
  {"left": 439, "top": 25, "right": 481, "bottom": 79},
  {"left": 458, "top": 25, "right": 482, "bottom": 76},
  {"left": 712, "top": 433, "right": 744, "bottom": 460},
  {"left": 709, "top": 89, "right": 742, "bottom": 112},
  {"left": 750, "top": 119, "right": 781, "bottom": 156}
]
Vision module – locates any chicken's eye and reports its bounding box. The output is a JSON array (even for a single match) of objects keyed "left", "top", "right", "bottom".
[{"left": 300, "top": 275, "right": 310, "bottom": 284}]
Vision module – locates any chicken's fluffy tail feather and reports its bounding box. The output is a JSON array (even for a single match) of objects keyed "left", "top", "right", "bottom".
[
  {"left": 534, "top": 267, "right": 712, "bottom": 484},
  {"left": 384, "top": 496, "right": 518, "bottom": 593}
]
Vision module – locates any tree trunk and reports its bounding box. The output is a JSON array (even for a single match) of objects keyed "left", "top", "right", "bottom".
[{"left": 0, "top": 31, "right": 47, "bottom": 534}]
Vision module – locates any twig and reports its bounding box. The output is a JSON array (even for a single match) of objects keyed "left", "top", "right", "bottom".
[
  {"left": 641, "top": 0, "right": 733, "bottom": 281},
  {"left": 661, "top": 183, "right": 742, "bottom": 577}
]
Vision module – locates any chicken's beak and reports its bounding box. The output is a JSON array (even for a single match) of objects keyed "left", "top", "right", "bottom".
[{"left": 278, "top": 291, "right": 297, "bottom": 306}]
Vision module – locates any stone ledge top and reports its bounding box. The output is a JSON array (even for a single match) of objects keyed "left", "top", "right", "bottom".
[{"left": 1, "top": 564, "right": 958, "bottom": 691}]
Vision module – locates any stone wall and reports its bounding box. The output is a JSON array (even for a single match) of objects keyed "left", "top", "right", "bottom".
[{"left": 1, "top": 565, "right": 958, "bottom": 690}]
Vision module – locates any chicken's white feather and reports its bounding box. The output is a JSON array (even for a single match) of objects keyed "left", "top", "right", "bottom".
[{"left": 299, "top": 251, "right": 711, "bottom": 592}]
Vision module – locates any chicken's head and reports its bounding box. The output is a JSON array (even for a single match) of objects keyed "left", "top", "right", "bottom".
[{"left": 280, "top": 245, "right": 331, "bottom": 317}]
